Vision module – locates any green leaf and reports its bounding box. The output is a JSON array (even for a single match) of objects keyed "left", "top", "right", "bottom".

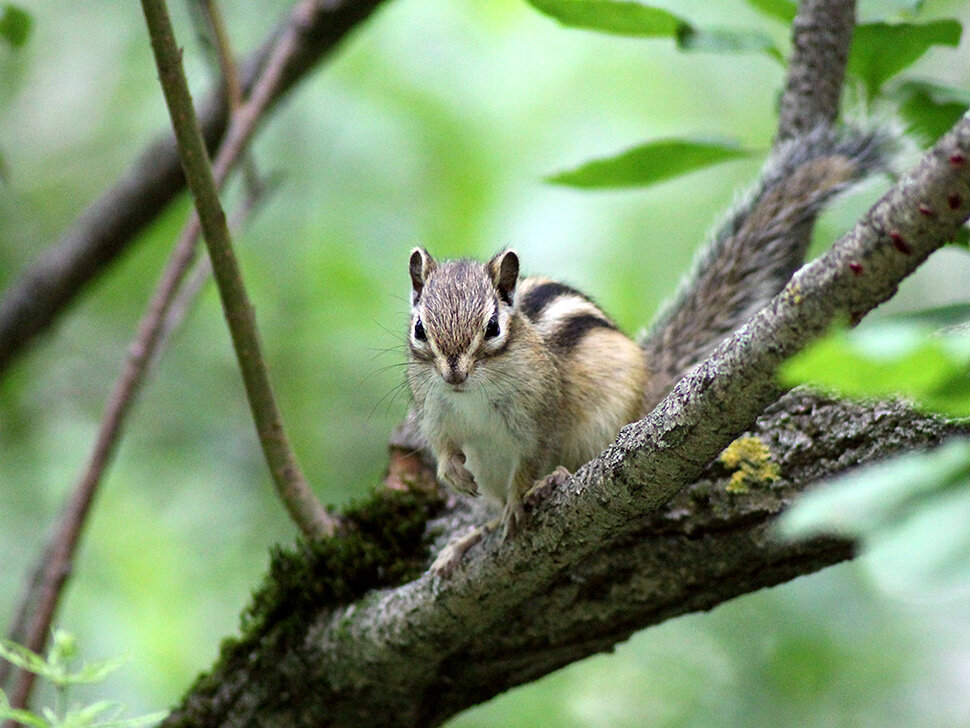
[
  {"left": 0, "top": 690, "right": 50, "bottom": 728},
  {"left": 779, "top": 440, "right": 970, "bottom": 602},
  {"left": 62, "top": 655, "right": 128, "bottom": 685},
  {"left": 744, "top": 0, "right": 796, "bottom": 23},
  {"left": 0, "top": 639, "right": 50, "bottom": 678},
  {"left": 64, "top": 700, "right": 117, "bottom": 728},
  {"left": 778, "top": 439, "right": 970, "bottom": 540},
  {"left": 526, "top": 0, "right": 779, "bottom": 56},
  {"left": 780, "top": 319, "right": 970, "bottom": 417},
  {"left": 0, "top": 4, "right": 31, "bottom": 48},
  {"left": 848, "top": 20, "right": 962, "bottom": 100},
  {"left": 547, "top": 138, "right": 754, "bottom": 188},
  {"left": 526, "top": 0, "right": 683, "bottom": 36},
  {"left": 0, "top": 707, "right": 49, "bottom": 728},
  {"left": 676, "top": 25, "right": 776, "bottom": 54},
  {"left": 49, "top": 628, "right": 79, "bottom": 669},
  {"left": 892, "top": 80, "right": 970, "bottom": 143}
]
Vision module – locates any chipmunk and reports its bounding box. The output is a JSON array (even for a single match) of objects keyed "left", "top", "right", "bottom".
[{"left": 407, "top": 125, "right": 888, "bottom": 575}]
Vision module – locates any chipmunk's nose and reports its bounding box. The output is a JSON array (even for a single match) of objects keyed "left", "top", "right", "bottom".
[{"left": 443, "top": 355, "right": 468, "bottom": 386}]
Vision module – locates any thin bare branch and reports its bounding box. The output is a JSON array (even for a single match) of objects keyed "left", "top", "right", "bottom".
[
  {"left": 0, "top": 0, "right": 386, "bottom": 376},
  {"left": 140, "top": 0, "right": 334, "bottom": 540},
  {"left": 1, "top": 3, "right": 307, "bottom": 714}
]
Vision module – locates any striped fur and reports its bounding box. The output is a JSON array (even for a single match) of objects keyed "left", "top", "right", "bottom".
[
  {"left": 407, "top": 249, "right": 646, "bottom": 549},
  {"left": 407, "top": 125, "right": 891, "bottom": 575}
]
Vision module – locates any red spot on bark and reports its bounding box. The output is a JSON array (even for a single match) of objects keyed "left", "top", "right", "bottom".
[
  {"left": 848, "top": 261, "right": 864, "bottom": 276},
  {"left": 889, "top": 230, "right": 911, "bottom": 255},
  {"left": 918, "top": 203, "right": 936, "bottom": 217},
  {"left": 950, "top": 152, "right": 966, "bottom": 167},
  {"left": 948, "top": 193, "right": 962, "bottom": 210}
]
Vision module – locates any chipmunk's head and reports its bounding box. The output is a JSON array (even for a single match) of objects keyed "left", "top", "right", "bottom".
[{"left": 407, "top": 247, "right": 519, "bottom": 388}]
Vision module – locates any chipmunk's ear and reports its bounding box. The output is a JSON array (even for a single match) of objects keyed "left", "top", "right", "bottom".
[
  {"left": 409, "top": 247, "right": 435, "bottom": 303},
  {"left": 487, "top": 249, "right": 519, "bottom": 306}
]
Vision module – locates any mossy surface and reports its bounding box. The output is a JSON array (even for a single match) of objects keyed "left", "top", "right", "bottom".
[
  {"left": 169, "top": 486, "right": 443, "bottom": 724},
  {"left": 241, "top": 487, "right": 441, "bottom": 637}
]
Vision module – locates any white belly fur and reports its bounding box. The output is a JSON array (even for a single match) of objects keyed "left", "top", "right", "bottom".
[{"left": 422, "top": 383, "right": 521, "bottom": 506}]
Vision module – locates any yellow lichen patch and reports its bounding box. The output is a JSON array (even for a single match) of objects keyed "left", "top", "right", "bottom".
[{"left": 719, "top": 436, "right": 780, "bottom": 494}]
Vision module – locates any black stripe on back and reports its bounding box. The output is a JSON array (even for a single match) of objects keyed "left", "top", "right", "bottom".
[
  {"left": 549, "top": 314, "right": 617, "bottom": 351},
  {"left": 519, "top": 282, "right": 588, "bottom": 321}
]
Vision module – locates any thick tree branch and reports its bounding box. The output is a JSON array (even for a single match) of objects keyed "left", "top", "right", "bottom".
[
  {"left": 160, "top": 8, "right": 970, "bottom": 725},
  {"left": 778, "top": 0, "right": 855, "bottom": 139},
  {"left": 162, "top": 392, "right": 966, "bottom": 728},
  {"left": 0, "top": 0, "right": 386, "bottom": 376},
  {"left": 157, "top": 105, "right": 970, "bottom": 726}
]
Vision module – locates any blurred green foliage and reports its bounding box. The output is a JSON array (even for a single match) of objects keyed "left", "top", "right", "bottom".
[
  {"left": 0, "top": 4, "right": 31, "bottom": 49},
  {"left": 0, "top": 629, "right": 167, "bottom": 727},
  {"left": 1, "top": 0, "right": 970, "bottom": 726},
  {"left": 782, "top": 313, "right": 970, "bottom": 417},
  {"left": 547, "top": 137, "right": 755, "bottom": 188}
]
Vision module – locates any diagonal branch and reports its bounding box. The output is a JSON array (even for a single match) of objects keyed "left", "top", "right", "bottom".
[
  {"left": 140, "top": 0, "right": 335, "bottom": 539},
  {"left": 157, "top": 103, "right": 970, "bottom": 727},
  {"left": 0, "top": 0, "right": 387, "bottom": 376},
  {"left": 160, "top": 392, "right": 967, "bottom": 728}
]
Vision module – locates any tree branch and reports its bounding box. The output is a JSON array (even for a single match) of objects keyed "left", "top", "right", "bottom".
[
  {"left": 161, "top": 392, "right": 966, "bottom": 728},
  {"left": 778, "top": 0, "right": 855, "bottom": 140},
  {"left": 1, "top": 1, "right": 326, "bottom": 711},
  {"left": 0, "top": 0, "right": 386, "bottom": 376},
  {"left": 161, "top": 7, "right": 970, "bottom": 725},
  {"left": 155, "top": 90, "right": 970, "bottom": 722},
  {"left": 140, "top": 0, "right": 335, "bottom": 539}
]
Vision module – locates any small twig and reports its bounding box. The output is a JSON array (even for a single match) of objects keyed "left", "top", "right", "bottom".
[
  {"left": 196, "top": 0, "right": 243, "bottom": 108},
  {"left": 0, "top": 0, "right": 386, "bottom": 376},
  {"left": 2, "top": 4, "right": 317, "bottom": 716},
  {"left": 194, "top": 0, "right": 262, "bottom": 194},
  {"left": 140, "top": 0, "right": 335, "bottom": 540}
]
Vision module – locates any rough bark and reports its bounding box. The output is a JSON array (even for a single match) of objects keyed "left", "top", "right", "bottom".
[
  {"left": 778, "top": 0, "right": 855, "bottom": 139},
  {"left": 155, "top": 107, "right": 970, "bottom": 725},
  {"left": 161, "top": 392, "right": 966, "bottom": 728}
]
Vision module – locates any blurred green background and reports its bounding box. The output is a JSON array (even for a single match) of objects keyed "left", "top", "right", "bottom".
[{"left": 2, "top": 0, "right": 970, "bottom": 725}]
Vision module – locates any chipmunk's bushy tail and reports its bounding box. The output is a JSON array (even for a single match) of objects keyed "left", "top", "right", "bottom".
[{"left": 640, "top": 124, "right": 893, "bottom": 409}]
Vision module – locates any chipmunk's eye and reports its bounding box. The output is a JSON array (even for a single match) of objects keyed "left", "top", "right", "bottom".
[
  {"left": 413, "top": 318, "right": 427, "bottom": 342},
  {"left": 484, "top": 311, "right": 500, "bottom": 339}
]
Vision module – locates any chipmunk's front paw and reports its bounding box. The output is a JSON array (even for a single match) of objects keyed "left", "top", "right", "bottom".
[
  {"left": 438, "top": 451, "right": 478, "bottom": 496},
  {"left": 524, "top": 465, "right": 571, "bottom": 508}
]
